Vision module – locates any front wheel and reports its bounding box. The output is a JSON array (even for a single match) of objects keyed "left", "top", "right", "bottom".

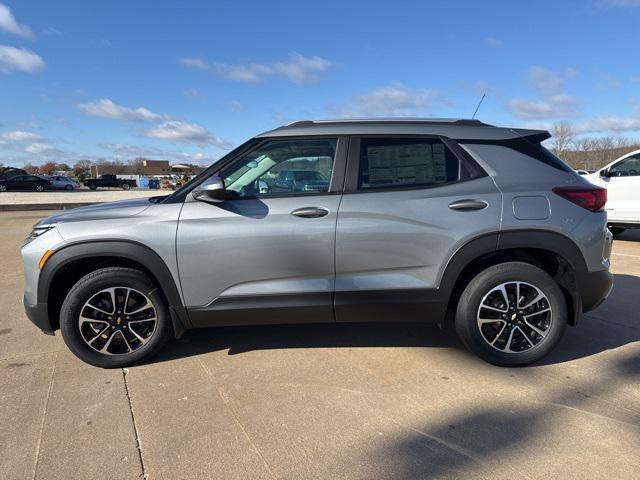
[
  {"left": 455, "top": 262, "right": 567, "bottom": 367},
  {"left": 122, "top": 183, "right": 131, "bottom": 190},
  {"left": 60, "top": 267, "right": 172, "bottom": 368},
  {"left": 65, "top": 184, "right": 73, "bottom": 190},
  {"left": 88, "top": 184, "right": 97, "bottom": 190},
  {"left": 35, "top": 184, "right": 44, "bottom": 192},
  {"left": 0, "top": 185, "right": 7, "bottom": 192}
]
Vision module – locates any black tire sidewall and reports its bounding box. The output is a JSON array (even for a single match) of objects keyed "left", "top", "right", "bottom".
[
  {"left": 455, "top": 262, "right": 567, "bottom": 367},
  {"left": 60, "top": 268, "right": 172, "bottom": 368}
]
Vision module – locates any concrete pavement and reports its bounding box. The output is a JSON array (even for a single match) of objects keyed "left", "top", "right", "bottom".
[{"left": 1, "top": 211, "right": 639, "bottom": 479}]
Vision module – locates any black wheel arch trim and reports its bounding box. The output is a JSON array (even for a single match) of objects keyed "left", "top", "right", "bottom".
[
  {"left": 439, "top": 229, "right": 604, "bottom": 326},
  {"left": 38, "top": 240, "right": 191, "bottom": 335}
]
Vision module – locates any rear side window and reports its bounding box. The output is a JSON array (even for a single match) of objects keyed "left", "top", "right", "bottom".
[
  {"left": 358, "top": 137, "right": 459, "bottom": 190},
  {"left": 460, "top": 136, "right": 573, "bottom": 173}
]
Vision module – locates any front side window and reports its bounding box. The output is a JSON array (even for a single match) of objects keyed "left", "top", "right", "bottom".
[
  {"left": 609, "top": 154, "right": 640, "bottom": 177},
  {"left": 222, "top": 138, "right": 337, "bottom": 198},
  {"left": 358, "top": 137, "right": 459, "bottom": 190}
]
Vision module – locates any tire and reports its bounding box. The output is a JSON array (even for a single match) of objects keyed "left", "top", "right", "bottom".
[
  {"left": 609, "top": 227, "right": 626, "bottom": 236},
  {"left": 0, "top": 185, "right": 6, "bottom": 192},
  {"left": 65, "top": 184, "right": 73, "bottom": 190},
  {"left": 60, "top": 267, "right": 172, "bottom": 368},
  {"left": 122, "top": 183, "right": 131, "bottom": 190},
  {"left": 89, "top": 184, "right": 97, "bottom": 190},
  {"left": 455, "top": 262, "right": 567, "bottom": 367},
  {"left": 35, "top": 184, "right": 44, "bottom": 192}
]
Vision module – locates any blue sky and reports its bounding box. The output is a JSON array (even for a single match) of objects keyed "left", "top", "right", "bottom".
[{"left": 1, "top": 0, "right": 640, "bottom": 167}]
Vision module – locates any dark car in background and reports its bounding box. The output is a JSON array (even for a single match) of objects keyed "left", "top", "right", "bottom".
[
  {"left": 84, "top": 174, "right": 137, "bottom": 190},
  {"left": 0, "top": 174, "right": 52, "bottom": 192}
]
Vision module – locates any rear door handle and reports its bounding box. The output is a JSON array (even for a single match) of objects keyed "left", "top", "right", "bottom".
[
  {"left": 448, "top": 199, "right": 489, "bottom": 211},
  {"left": 291, "top": 207, "right": 330, "bottom": 218}
]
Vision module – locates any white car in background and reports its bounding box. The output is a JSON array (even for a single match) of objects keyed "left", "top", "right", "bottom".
[
  {"left": 589, "top": 149, "right": 640, "bottom": 236},
  {"left": 47, "top": 175, "right": 80, "bottom": 190}
]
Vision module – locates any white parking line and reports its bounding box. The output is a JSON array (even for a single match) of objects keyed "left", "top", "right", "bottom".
[{"left": 611, "top": 252, "right": 640, "bottom": 258}]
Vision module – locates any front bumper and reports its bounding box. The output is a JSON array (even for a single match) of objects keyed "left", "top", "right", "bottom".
[{"left": 24, "top": 297, "right": 54, "bottom": 335}]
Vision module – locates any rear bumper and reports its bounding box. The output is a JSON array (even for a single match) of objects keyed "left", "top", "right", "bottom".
[
  {"left": 23, "top": 297, "right": 54, "bottom": 335},
  {"left": 578, "top": 269, "right": 614, "bottom": 314}
]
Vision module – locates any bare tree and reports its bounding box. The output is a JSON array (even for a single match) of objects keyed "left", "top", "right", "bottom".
[{"left": 549, "top": 121, "right": 574, "bottom": 157}]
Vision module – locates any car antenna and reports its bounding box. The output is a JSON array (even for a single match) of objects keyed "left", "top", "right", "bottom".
[{"left": 472, "top": 93, "right": 486, "bottom": 120}]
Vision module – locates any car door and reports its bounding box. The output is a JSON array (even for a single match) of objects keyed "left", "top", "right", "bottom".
[
  {"left": 335, "top": 135, "right": 501, "bottom": 323},
  {"left": 176, "top": 136, "right": 347, "bottom": 327},
  {"left": 9, "top": 175, "right": 28, "bottom": 191},
  {"left": 592, "top": 153, "right": 640, "bottom": 223}
]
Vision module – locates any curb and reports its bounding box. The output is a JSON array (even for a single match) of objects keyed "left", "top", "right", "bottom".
[{"left": 0, "top": 202, "right": 98, "bottom": 212}]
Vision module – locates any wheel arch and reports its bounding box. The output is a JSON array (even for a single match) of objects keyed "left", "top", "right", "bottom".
[
  {"left": 440, "top": 230, "right": 589, "bottom": 327},
  {"left": 39, "top": 240, "right": 190, "bottom": 336}
]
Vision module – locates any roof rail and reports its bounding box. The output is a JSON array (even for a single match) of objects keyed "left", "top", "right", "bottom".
[{"left": 281, "top": 118, "right": 493, "bottom": 129}]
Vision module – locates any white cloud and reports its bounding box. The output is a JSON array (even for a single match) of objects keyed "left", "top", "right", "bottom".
[
  {"left": 572, "top": 116, "right": 640, "bottom": 134},
  {"left": 484, "top": 37, "right": 503, "bottom": 47},
  {"left": 144, "top": 121, "right": 230, "bottom": 148},
  {"left": 77, "top": 99, "right": 169, "bottom": 122},
  {"left": 179, "top": 57, "right": 209, "bottom": 70},
  {"left": 0, "top": 45, "right": 44, "bottom": 72},
  {"left": 508, "top": 66, "right": 579, "bottom": 120},
  {"left": 0, "top": 4, "right": 33, "bottom": 38},
  {"left": 333, "top": 84, "right": 442, "bottom": 117},
  {"left": 598, "top": 0, "right": 640, "bottom": 6},
  {"left": 183, "top": 89, "right": 204, "bottom": 100},
  {"left": 1, "top": 130, "right": 41, "bottom": 141},
  {"left": 527, "top": 66, "right": 576, "bottom": 96},
  {"left": 508, "top": 94, "right": 578, "bottom": 119},
  {"left": 181, "top": 53, "right": 332, "bottom": 84},
  {"left": 99, "top": 143, "right": 220, "bottom": 165},
  {"left": 227, "top": 100, "right": 243, "bottom": 112}
]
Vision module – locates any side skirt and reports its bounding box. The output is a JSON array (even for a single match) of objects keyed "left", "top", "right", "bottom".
[{"left": 187, "top": 292, "right": 335, "bottom": 328}]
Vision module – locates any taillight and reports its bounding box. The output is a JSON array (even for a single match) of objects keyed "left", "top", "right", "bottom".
[{"left": 552, "top": 186, "right": 607, "bottom": 212}]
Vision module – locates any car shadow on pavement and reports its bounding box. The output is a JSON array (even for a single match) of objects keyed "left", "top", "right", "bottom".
[
  {"left": 367, "top": 350, "right": 639, "bottom": 479},
  {"left": 148, "top": 273, "right": 639, "bottom": 367},
  {"left": 615, "top": 229, "right": 640, "bottom": 242}
]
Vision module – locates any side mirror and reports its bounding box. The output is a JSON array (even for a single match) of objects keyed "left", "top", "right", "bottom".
[
  {"left": 193, "top": 175, "right": 226, "bottom": 203},
  {"left": 599, "top": 169, "right": 610, "bottom": 178}
]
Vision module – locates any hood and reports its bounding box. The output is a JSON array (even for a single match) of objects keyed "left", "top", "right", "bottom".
[{"left": 38, "top": 197, "right": 155, "bottom": 226}]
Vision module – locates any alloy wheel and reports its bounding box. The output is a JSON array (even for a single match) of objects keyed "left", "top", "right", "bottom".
[
  {"left": 476, "top": 281, "right": 553, "bottom": 353},
  {"left": 79, "top": 287, "right": 158, "bottom": 355}
]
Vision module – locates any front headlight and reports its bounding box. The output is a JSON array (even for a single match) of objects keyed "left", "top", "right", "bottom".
[{"left": 23, "top": 226, "right": 53, "bottom": 246}]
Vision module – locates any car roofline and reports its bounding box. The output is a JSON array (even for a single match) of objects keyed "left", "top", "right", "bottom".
[{"left": 256, "top": 118, "right": 549, "bottom": 141}]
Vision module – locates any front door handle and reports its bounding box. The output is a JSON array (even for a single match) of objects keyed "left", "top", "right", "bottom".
[
  {"left": 448, "top": 199, "right": 489, "bottom": 211},
  {"left": 291, "top": 207, "right": 330, "bottom": 218}
]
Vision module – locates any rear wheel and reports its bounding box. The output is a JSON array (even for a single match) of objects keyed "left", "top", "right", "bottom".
[
  {"left": 89, "top": 184, "right": 97, "bottom": 190},
  {"left": 455, "top": 262, "right": 567, "bottom": 367},
  {"left": 35, "top": 184, "right": 44, "bottom": 192},
  {"left": 0, "top": 185, "right": 6, "bottom": 192},
  {"left": 65, "top": 184, "right": 73, "bottom": 190},
  {"left": 122, "top": 183, "right": 131, "bottom": 190},
  {"left": 60, "top": 268, "right": 172, "bottom": 368}
]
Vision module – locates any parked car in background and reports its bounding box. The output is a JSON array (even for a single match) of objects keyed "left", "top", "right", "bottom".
[
  {"left": 588, "top": 149, "right": 640, "bottom": 235},
  {"left": 84, "top": 174, "right": 137, "bottom": 190},
  {"left": 22, "top": 118, "right": 613, "bottom": 369},
  {"left": 47, "top": 175, "right": 80, "bottom": 190},
  {"left": 0, "top": 174, "right": 52, "bottom": 192},
  {"left": 264, "top": 169, "right": 330, "bottom": 193}
]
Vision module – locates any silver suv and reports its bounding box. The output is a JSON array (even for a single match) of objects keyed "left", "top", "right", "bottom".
[{"left": 22, "top": 119, "right": 614, "bottom": 368}]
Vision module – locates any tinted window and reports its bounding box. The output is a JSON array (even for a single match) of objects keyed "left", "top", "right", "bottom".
[
  {"left": 358, "top": 138, "right": 459, "bottom": 190},
  {"left": 609, "top": 154, "right": 640, "bottom": 177},
  {"left": 222, "top": 138, "right": 337, "bottom": 198},
  {"left": 10, "top": 176, "right": 25, "bottom": 181}
]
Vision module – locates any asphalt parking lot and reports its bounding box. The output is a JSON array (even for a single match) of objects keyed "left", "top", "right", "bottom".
[{"left": 1, "top": 211, "right": 638, "bottom": 480}]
